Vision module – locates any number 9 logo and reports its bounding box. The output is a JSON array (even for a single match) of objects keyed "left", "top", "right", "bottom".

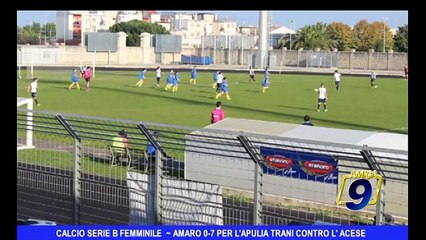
[
  {"left": 346, "top": 179, "right": 372, "bottom": 210},
  {"left": 336, "top": 170, "right": 383, "bottom": 210}
]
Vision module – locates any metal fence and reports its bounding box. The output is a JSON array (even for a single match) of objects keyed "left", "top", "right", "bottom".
[
  {"left": 17, "top": 45, "right": 408, "bottom": 72},
  {"left": 17, "top": 109, "right": 408, "bottom": 226}
]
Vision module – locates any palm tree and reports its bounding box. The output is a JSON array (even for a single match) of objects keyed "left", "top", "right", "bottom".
[{"left": 293, "top": 22, "right": 335, "bottom": 50}]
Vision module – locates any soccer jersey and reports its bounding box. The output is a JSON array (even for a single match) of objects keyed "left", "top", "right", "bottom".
[
  {"left": 264, "top": 69, "right": 269, "bottom": 79},
  {"left": 191, "top": 68, "right": 197, "bottom": 78},
  {"left": 138, "top": 71, "right": 145, "bottom": 80},
  {"left": 262, "top": 78, "right": 269, "bottom": 87},
  {"left": 167, "top": 72, "right": 174, "bottom": 84},
  {"left": 371, "top": 72, "right": 376, "bottom": 80},
  {"left": 334, "top": 72, "right": 341, "bottom": 82},
  {"left": 173, "top": 73, "right": 180, "bottom": 85},
  {"left": 83, "top": 69, "right": 92, "bottom": 80},
  {"left": 156, "top": 69, "right": 161, "bottom": 78},
  {"left": 217, "top": 73, "right": 224, "bottom": 84},
  {"left": 318, "top": 86, "right": 327, "bottom": 99},
  {"left": 29, "top": 81, "right": 38, "bottom": 93},
  {"left": 213, "top": 71, "right": 219, "bottom": 82},
  {"left": 249, "top": 68, "right": 254, "bottom": 76},
  {"left": 211, "top": 108, "right": 225, "bottom": 123},
  {"left": 71, "top": 71, "right": 78, "bottom": 82},
  {"left": 220, "top": 80, "right": 228, "bottom": 92}
]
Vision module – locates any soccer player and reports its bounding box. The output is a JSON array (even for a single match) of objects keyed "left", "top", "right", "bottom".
[
  {"left": 79, "top": 65, "right": 86, "bottom": 78},
  {"left": 249, "top": 65, "right": 255, "bottom": 83},
  {"left": 333, "top": 69, "right": 341, "bottom": 91},
  {"left": 317, "top": 83, "right": 328, "bottom": 112},
  {"left": 172, "top": 71, "right": 180, "bottom": 93},
  {"left": 370, "top": 71, "right": 378, "bottom": 88},
  {"left": 155, "top": 66, "right": 161, "bottom": 87},
  {"left": 164, "top": 70, "right": 174, "bottom": 91},
  {"left": 216, "top": 71, "right": 224, "bottom": 93},
  {"left": 68, "top": 69, "right": 81, "bottom": 90},
  {"left": 212, "top": 70, "right": 219, "bottom": 89},
  {"left": 136, "top": 69, "right": 147, "bottom": 87},
  {"left": 211, "top": 101, "right": 225, "bottom": 124},
  {"left": 262, "top": 74, "right": 270, "bottom": 94},
  {"left": 215, "top": 77, "right": 231, "bottom": 100},
  {"left": 190, "top": 66, "right": 197, "bottom": 85},
  {"left": 28, "top": 77, "right": 40, "bottom": 106},
  {"left": 83, "top": 66, "right": 93, "bottom": 92}
]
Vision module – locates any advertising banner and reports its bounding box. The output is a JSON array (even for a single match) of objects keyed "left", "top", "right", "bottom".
[{"left": 260, "top": 147, "right": 338, "bottom": 184}]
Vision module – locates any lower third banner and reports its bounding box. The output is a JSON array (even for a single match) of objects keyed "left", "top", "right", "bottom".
[{"left": 17, "top": 225, "right": 408, "bottom": 240}]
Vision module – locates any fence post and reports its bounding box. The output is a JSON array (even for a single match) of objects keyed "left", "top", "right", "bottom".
[
  {"left": 138, "top": 124, "right": 164, "bottom": 225},
  {"left": 237, "top": 135, "right": 263, "bottom": 225},
  {"left": 360, "top": 146, "right": 386, "bottom": 225},
  {"left": 56, "top": 114, "right": 81, "bottom": 225}
]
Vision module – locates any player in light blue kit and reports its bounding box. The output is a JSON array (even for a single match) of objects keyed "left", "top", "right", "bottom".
[
  {"left": 190, "top": 66, "right": 197, "bottom": 85},
  {"left": 172, "top": 71, "right": 180, "bottom": 93},
  {"left": 164, "top": 70, "right": 174, "bottom": 91},
  {"left": 215, "top": 77, "right": 231, "bottom": 100},
  {"left": 136, "top": 69, "right": 147, "bottom": 87},
  {"left": 262, "top": 68, "right": 270, "bottom": 94},
  {"left": 212, "top": 70, "right": 219, "bottom": 89}
]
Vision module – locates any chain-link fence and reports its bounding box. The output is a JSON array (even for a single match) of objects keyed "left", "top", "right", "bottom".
[
  {"left": 17, "top": 108, "right": 408, "bottom": 225},
  {"left": 17, "top": 45, "right": 408, "bottom": 72}
]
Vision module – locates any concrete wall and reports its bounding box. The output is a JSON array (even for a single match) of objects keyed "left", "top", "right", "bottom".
[{"left": 18, "top": 32, "right": 408, "bottom": 71}]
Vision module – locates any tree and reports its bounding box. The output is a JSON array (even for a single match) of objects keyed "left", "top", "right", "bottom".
[
  {"left": 292, "top": 22, "right": 335, "bottom": 50},
  {"left": 109, "top": 20, "right": 169, "bottom": 46},
  {"left": 17, "top": 22, "right": 56, "bottom": 44},
  {"left": 393, "top": 24, "right": 408, "bottom": 52},
  {"left": 45, "top": 22, "right": 56, "bottom": 39},
  {"left": 352, "top": 20, "right": 393, "bottom": 52},
  {"left": 326, "top": 22, "right": 353, "bottom": 51}
]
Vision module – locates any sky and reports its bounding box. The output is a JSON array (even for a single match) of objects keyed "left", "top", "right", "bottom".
[{"left": 17, "top": 10, "right": 408, "bottom": 29}]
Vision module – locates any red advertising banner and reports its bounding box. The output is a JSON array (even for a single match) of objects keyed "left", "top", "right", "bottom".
[{"left": 73, "top": 14, "right": 81, "bottom": 40}]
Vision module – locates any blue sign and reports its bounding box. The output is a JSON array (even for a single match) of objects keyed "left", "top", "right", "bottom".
[
  {"left": 260, "top": 147, "right": 338, "bottom": 184},
  {"left": 17, "top": 225, "right": 408, "bottom": 240}
]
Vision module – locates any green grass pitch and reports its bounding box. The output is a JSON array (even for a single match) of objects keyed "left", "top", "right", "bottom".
[{"left": 17, "top": 69, "right": 408, "bottom": 134}]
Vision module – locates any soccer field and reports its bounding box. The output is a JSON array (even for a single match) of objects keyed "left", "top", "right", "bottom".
[{"left": 17, "top": 69, "right": 408, "bottom": 134}]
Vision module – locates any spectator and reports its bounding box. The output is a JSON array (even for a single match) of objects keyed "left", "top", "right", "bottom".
[
  {"left": 211, "top": 101, "right": 225, "bottom": 124},
  {"left": 404, "top": 64, "right": 408, "bottom": 80},
  {"left": 302, "top": 115, "right": 314, "bottom": 126},
  {"left": 28, "top": 77, "right": 40, "bottom": 106},
  {"left": 111, "top": 129, "right": 128, "bottom": 163},
  {"left": 146, "top": 131, "right": 159, "bottom": 162}
]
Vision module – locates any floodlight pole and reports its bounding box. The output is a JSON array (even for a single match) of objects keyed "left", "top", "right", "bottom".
[
  {"left": 44, "top": 15, "right": 47, "bottom": 45},
  {"left": 381, "top": 17, "right": 388, "bottom": 53}
]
